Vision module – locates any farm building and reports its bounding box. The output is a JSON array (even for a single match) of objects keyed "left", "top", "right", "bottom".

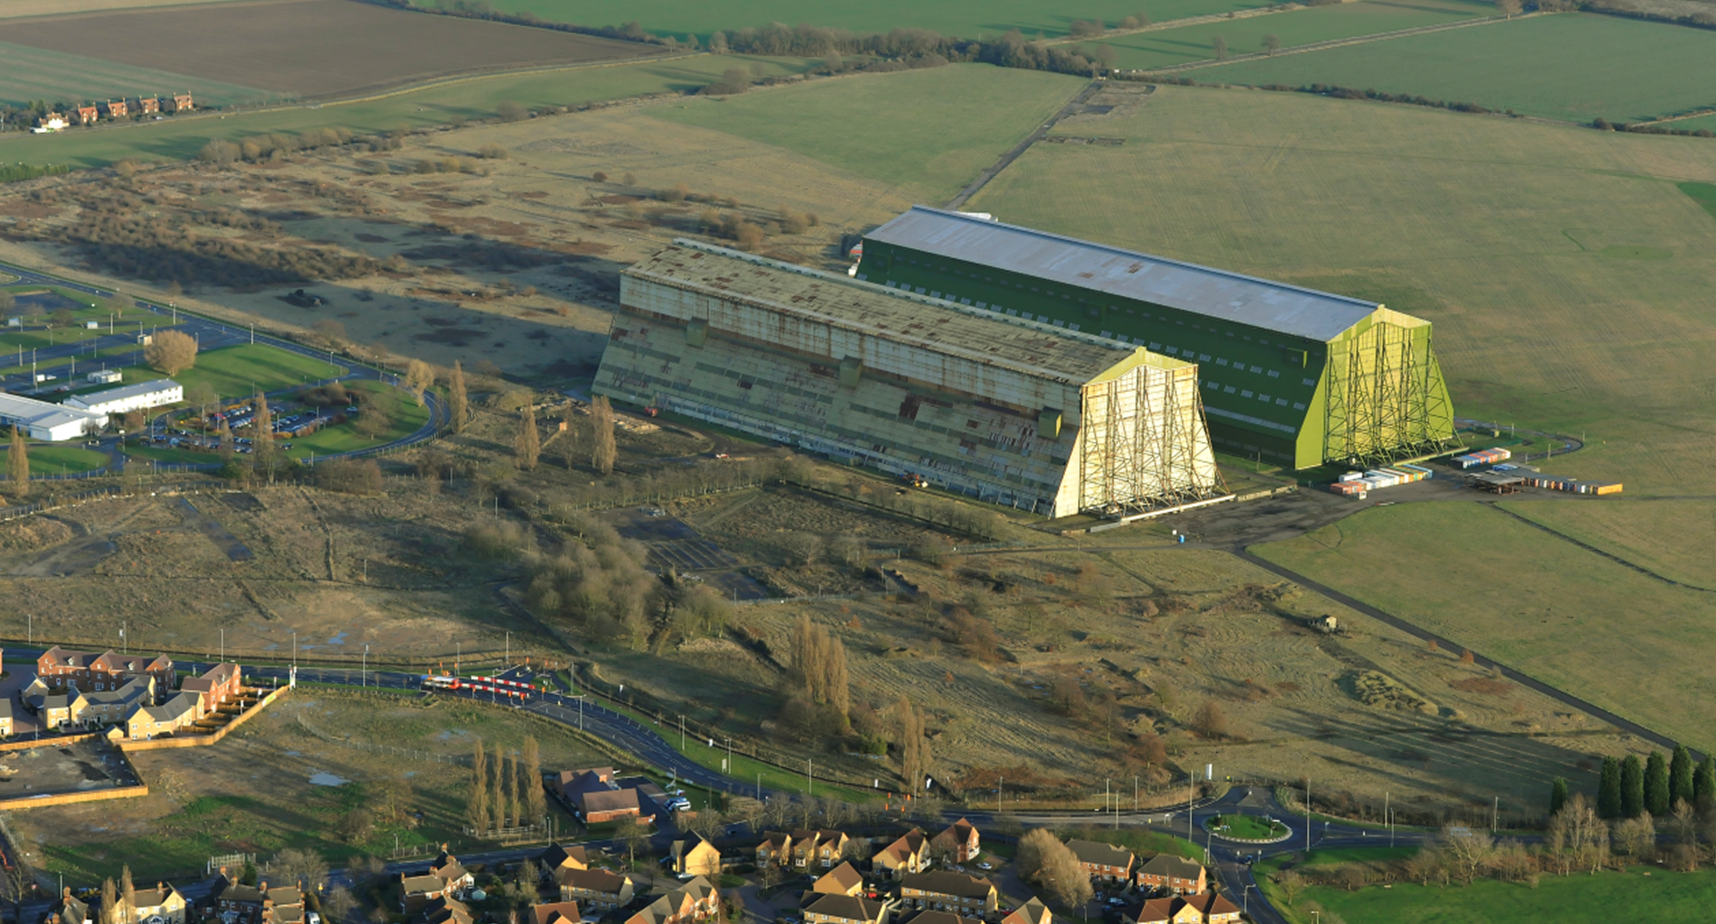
[
  {"left": 593, "top": 241, "right": 1223, "bottom": 517},
  {"left": 856, "top": 207, "right": 1455, "bottom": 469},
  {"left": 66, "top": 379, "right": 182, "bottom": 416},
  {"left": 0, "top": 393, "right": 106, "bottom": 441}
]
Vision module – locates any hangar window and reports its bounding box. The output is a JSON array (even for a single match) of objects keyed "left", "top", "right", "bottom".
[
  {"left": 1216, "top": 358, "right": 1229, "bottom": 365},
  {"left": 1149, "top": 342, "right": 1162, "bottom": 350},
  {"left": 886, "top": 280, "right": 897, "bottom": 287},
  {"left": 1244, "top": 335, "right": 1253, "bottom": 341},
  {"left": 1241, "top": 390, "right": 1254, "bottom": 398},
  {"left": 1226, "top": 332, "right": 1235, "bottom": 338},
  {"left": 1006, "top": 308, "right": 1018, "bottom": 316},
  {"left": 1038, "top": 315, "right": 1050, "bottom": 323},
  {"left": 1293, "top": 402, "right": 1307, "bottom": 410},
  {"left": 915, "top": 287, "right": 926, "bottom": 294},
  {"left": 1087, "top": 308, "right": 1099, "bottom": 317},
  {"left": 1259, "top": 394, "right": 1271, "bottom": 402},
  {"left": 1199, "top": 353, "right": 1211, "bottom": 361},
  {"left": 930, "top": 291, "right": 941, "bottom": 298},
  {"left": 984, "top": 276, "right": 993, "bottom": 281},
  {"left": 960, "top": 298, "right": 971, "bottom": 305},
  {"left": 1052, "top": 319, "right": 1065, "bottom": 327},
  {"left": 1030, "top": 286, "right": 1040, "bottom": 292},
  {"left": 1069, "top": 323, "right": 1080, "bottom": 331},
  {"left": 1101, "top": 330, "right": 1114, "bottom": 338},
  {"left": 1267, "top": 370, "right": 1280, "bottom": 378},
  {"left": 1302, "top": 378, "right": 1316, "bottom": 387},
  {"left": 1224, "top": 386, "right": 1237, "bottom": 393},
  {"left": 1260, "top": 339, "right": 1270, "bottom": 345},
  {"left": 1249, "top": 365, "right": 1262, "bottom": 373},
  {"left": 1127, "top": 309, "right": 1137, "bottom": 315},
  {"left": 976, "top": 301, "right": 988, "bottom": 309},
  {"left": 1277, "top": 398, "right": 1289, "bottom": 406}
]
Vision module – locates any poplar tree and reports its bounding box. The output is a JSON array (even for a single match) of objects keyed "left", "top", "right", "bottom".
[
  {"left": 252, "top": 393, "right": 276, "bottom": 478},
  {"left": 1622, "top": 754, "right": 1645, "bottom": 818},
  {"left": 895, "top": 695, "right": 931, "bottom": 793},
  {"left": 120, "top": 866, "right": 135, "bottom": 924},
  {"left": 1695, "top": 755, "right": 1716, "bottom": 813},
  {"left": 515, "top": 403, "right": 540, "bottom": 471},
  {"left": 590, "top": 396, "right": 616, "bottom": 475},
  {"left": 1645, "top": 750, "right": 1670, "bottom": 816},
  {"left": 449, "top": 360, "right": 469, "bottom": 434},
  {"left": 522, "top": 736, "right": 546, "bottom": 821},
  {"left": 1670, "top": 744, "right": 1694, "bottom": 809},
  {"left": 100, "top": 880, "right": 117, "bottom": 924},
  {"left": 1598, "top": 756, "right": 1622, "bottom": 819},
  {"left": 487, "top": 743, "right": 504, "bottom": 828},
  {"left": 1549, "top": 777, "right": 1568, "bottom": 816},
  {"left": 467, "top": 739, "right": 491, "bottom": 833},
  {"left": 502, "top": 750, "right": 518, "bottom": 829},
  {"left": 6, "top": 427, "right": 26, "bottom": 498}
]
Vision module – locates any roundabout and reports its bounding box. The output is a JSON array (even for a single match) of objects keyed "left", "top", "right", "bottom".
[{"left": 1204, "top": 813, "right": 1292, "bottom": 843}]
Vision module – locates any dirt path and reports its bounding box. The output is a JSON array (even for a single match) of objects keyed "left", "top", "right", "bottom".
[
  {"left": 944, "top": 81, "right": 1105, "bottom": 210},
  {"left": 174, "top": 496, "right": 253, "bottom": 561}
]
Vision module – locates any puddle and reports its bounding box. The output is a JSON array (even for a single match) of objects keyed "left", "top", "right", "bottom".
[
  {"left": 403, "top": 771, "right": 416, "bottom": 778},
  {"left": 308, "top": 772, "right": 350, "bottom": 787},
  {"left": 285, "top": 750, "right": 301, "bottom": 756},
  {"left": 327, "top": 631, "right": 348, "bottom": 646}
]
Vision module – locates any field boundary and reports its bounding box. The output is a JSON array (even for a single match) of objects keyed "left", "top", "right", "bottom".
[
  {"left": 1133, "top": 10, "right": 1532, "bottom": 74},
  {"left": 945, "top": 80, "right": 1101, "bottom": 210},
  {"left": 1487, "top": 502, "right": 1716, "bottom": 593},
  {"left": 1233, "top": 546, "right": 1698, "bottom": 759}
]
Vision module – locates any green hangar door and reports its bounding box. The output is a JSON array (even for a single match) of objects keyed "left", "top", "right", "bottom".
[{"left": 856, "top": 207, "right": 1454, "bottom": 470}]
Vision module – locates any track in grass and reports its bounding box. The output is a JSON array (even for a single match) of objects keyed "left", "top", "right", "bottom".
[{"left": 1195, "top": 11, "right": 1716, "bottom": 122}]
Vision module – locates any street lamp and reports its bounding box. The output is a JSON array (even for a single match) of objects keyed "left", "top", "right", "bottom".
[{"left": 362, "top": 644, "right": 369, "bottom": 687}]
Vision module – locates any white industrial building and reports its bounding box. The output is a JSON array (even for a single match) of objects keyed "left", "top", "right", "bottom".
[
  {"left": 65, "top": 379, "right": 183, "bottom": 416},
  {"left": 0, "top": 393, "right": 106, "bottom": 442},
  {"left": 87, "top": 369, "right": 123, "bottom": 385}
]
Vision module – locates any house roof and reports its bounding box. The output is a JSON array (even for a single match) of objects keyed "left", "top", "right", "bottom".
[
  {"left": 1186, "top": 894, "right": 1240, "bottom": 916},
  {"left": 899, "top": 872, "right": 995, "bottom": 900},
  {"left": 935, "top": 819, "right": 977, "bottom": 846},
  {"left": 541, "top": 845, "right": 590, "bottom": 869},
  {"left": 401, "top": 875, "right": 444, "bottom": 896},
  {"left": 184, "top": 663, "right": 240, "bottom": 692},
  {"left": 83, "top": 677, "right": 153, "bottom": 708},
  {"left": 815, "top": 862, "right": 863, "bottom": 895},
  {"left": 895, "top": 911, "right": 981, "bottom": 924},
  {"left": 531, "top": 901, "right": 582, "bottom": 924},
  {"left": 65, "top": 378, "right": 181, "bottom": 410},
  {"left": 422, "top": 896, "right": 473, "bottom": 924},
  {"left": 578, "top": 788, "right": 641, "bottom": 815},
  {"left": 1134, "top": 898, "right": 1176, "bottom": 924},
  {"left": 1138, "top": 855, "right": 1203, "bottom": 880},
  {"left": 863, "top": 206, "right": 1381, "bottom": 343},
  {"left": 1066, "top": 840, "right": 1134, "bottom": 869},
  {"left": 432, "top": 855, "right": 469, "bottom": 883},
  {"left": 673, "top": 832, "right": 716, "bottom": 859},
  {"left": 1001, "top": 898, "right": 1050, "bottom": 924},
  {"left": 138, "top": 691, "right": 200, "bottom": 724},
  {"left": 760, "top": 832, "right": 793, "bottom": 850},
  {"left": 129, "top": 884, "right": 184, "bottom": 909},
  {"left": 212, "top": 877, "right": 266, "bottom": 905},
  {"left": 878, "top": 831, "right": 926, "bottom": 862},
  {"left": 558, "top": 868, "right": 630, "bottom": 894},
  {"left": 802, "top": 894, "right": 888, "bottom": 923}
]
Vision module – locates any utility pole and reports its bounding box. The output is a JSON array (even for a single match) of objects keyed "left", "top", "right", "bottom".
[
  {"left": 999, "top": 776, "right": 1004, "bottom": 813},
  {"left": 807, "top": 758, "right": 813, "bottom": 796},
  {"left": 1306, "top": 779, "right": 1312, "bottom": 853}
]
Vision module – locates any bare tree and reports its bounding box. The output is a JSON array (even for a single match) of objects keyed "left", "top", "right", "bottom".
[
  {"left": 6, "top": 426, "right": 27, "bottom": 498},
  {"left": 448, "top": 360, "right": 469, "bottom": 434},
  {"left": 145, "top": 329, "right": 198, "bottom": 375},
  {"left": 265, "top": 848, "right": 329, "bottom": 894},
  {"left": 1016, "top": 829, "right": 1090, "bottom": 909},
  {"left": 186, "top": 381, "right": 220, "bottom": 422},
  {"left": 1212, "top": 35, "right": 1228, "bottom": 60},
  {"left": 895, "top": 695, "right": 931, "bottom": 793},
  {"left": 468, "top": 739, "right": 491, "bottom": 833},
  {"left": 590, "top": 395, "right": 616, "bottom": 475},
  {"left": 404, "top": 359, "right": 434, "bottom": 407},
  {"left": 1192, "top": 700, "right": 1228, "bottom": 739},
  {"left": 1274, "top": 869, "right": 1304, "bottom": 906},
  {"left": 522, "top": 736, "right": 547, "bottom": 821},
  {"left": 1438, "top": 825, "right": 1494, "bottom": 884},
  {"left": 1497, "top": 0, "right": 1522, "bottom": 16},
  {"left": 1262, "top": 33, "right": 1281, "bottom": 54},
  {"left": 515, "top": 403, "right": 541, "bottom": 471}
]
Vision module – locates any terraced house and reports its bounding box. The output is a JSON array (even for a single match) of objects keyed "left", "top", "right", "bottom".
[
  {"left": 793, "top": 830, "right": 851, "bottom": 869},
  {"left": 1135, "top": 856, "right": 1205, "bottom": 895},
  {"left": 122, "top": 691, "right": 204, "bottom": 740},
  {"left": 874, "top": 830, "right": 931, "bottom": 878},
  {"left": 1066, "top": 841, "right": 1134, "bottom": 883},
  {"left": 802, "top": 894, "right": 891, "bottom": 924},
  {"left": 556, "top": 868, "right": 634, "bottom": 910},
  {"left": 898, "top": 872, "right": 997, "bottom": 915},
  {"left": 36, "top": 647, "right": 174, "bottom": 693},
  {"left": 932, "top": 819, "right": 980, "bottom": 863},
  {"left": 623, "top": 876, "right": 716, "bottom": 924}
]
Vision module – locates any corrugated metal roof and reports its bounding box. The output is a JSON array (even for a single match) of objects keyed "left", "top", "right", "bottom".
[
  {"left": 864, "top": 207, "right": 1380, "bottom": 343},
  {"left": 65, "top": 378, "right": 179, "bottom": 409},
  {"left": 627, "top": 241, "right": 1190, "bottom": 386}
]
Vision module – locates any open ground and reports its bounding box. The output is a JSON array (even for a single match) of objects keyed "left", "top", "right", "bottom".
[{"left": 0, "top": 0, "right": 663, "bottom": 103}]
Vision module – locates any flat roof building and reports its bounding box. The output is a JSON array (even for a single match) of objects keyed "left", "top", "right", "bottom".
[
  {"left": 858, "top": 207, "right": 1454, "bottom": 469},
  {"left": 594, "top": 241, "right": 1223, "bottom": 517},
  {"left": 0, "top": 392, "right": 106, "bottom": 442},
  {"left": 66, "top": 379, "right": 182, "bottom": 416}
]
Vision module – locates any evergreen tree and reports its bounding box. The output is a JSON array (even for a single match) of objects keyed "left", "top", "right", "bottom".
[
  {"left": 1598, "top": 756, "right": 1622, "bottom": 819},
  {"left": 7, "top": 426, "right": 27, "bottom": 498},
  {"left": 1670, "top": 744, "right": 1694, "bottom": 809},
  {"left": 466, "top": 739, "right": 490, "bottom": 833},
  {"left": 522, "top": 736, "right": 546, "bottom": 821},
  {"left": 449, "top": 360, "right": 469, "bottom": 434},
  {"left": 1622, "top": 754, "right": 1645, "bottom": 818},
  {"left": 1646, "top": 750, "right": 1670, "bottom": 816},
  {"left": 1695, "top": 755, "right": 1716, "bottom": 814},
  {"left": 514, "top": 403, "right": 540, "bottom": 471},
  {"left": 1550, "top": 777, "right": 1568, "bottom": 816}
]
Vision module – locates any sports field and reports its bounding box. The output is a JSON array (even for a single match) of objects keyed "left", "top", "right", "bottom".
[
  {"left": 482, "top": 0, "right": 1269, "bottom": 39},
  {"left": 650, "top": 64, "right": 1085, "bottom": 201},
  {"left": 1261, "top": 857, "right": 1716, "bottom": 923},
  {"left": 0, "top": 54, "right": 815, "bottom": 169},
  {"left": 109, "top": 344, "right": 345, "bottom": 401},
  {"left": 972, "top": 85, "right": 1716, "bottom": 496},
  {"left": 1092, "top": 0, "right": 1493, "bottom": 70},
  {"left": 1, "top": 0, "right": 660, "bottom": 101},
  {"left": 1252, "top": 502, "right": 1716, "bottom": 751},
  {"left": 0, "top": 41, "right": 268, "bottom": 109},
  {"left": 1197, "top": 12, "right": 1716, "bottom": 122}
]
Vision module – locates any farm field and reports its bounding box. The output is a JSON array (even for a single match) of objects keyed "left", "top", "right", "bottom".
[
  {"left": 0, "top": 0, "right": 663, "bottom": 101},
  {"left": 1092, "top": 0, "right": 1493, "bottom": 70},
  {"left": 13, "top": 689, "right": 598, "bottom": 881},
  {"left": 0, "top": 0, "right": 250, "bottom": 19},
  {"left": 0, "top": 54, "right": 816, "bottom": 169},
  {"left": 482, "top": 0, "right": 1271, "bottom": 39},
  {"left": 1259, "top": 854, "right": 1716, "bottom": 924},
  {"left": 0, "top": 40, "right": 268, "bottom": 109},
  {"left": 1251, "top": 502, "right": 1716, "bottom": 752},
  {"left": 972, "top": 84, "right": 1716, "bottom": 496},
  {"left": 1497, "top": 499, "right": 1716, "bottom": 589},
  {"left": 650, "top": 65, "right": 1086, "bottom": 201},
  {"left": 1196, "top": 12, "right": 1716, "bottom": 122}
]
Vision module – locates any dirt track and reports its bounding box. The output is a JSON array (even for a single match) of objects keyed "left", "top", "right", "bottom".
[{"left": 1, "top": 0, "right": 662, "bottom": 99}]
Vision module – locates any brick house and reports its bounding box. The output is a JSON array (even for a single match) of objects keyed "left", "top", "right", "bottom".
[
  {"left": 1000, "top": 898, "right": 1050, "bottom": 924},
  {"left": 874, "top": 830, "right": 930, "bottom": 878},
  {"left": 36, "top": 647, "right": 173, "bottom": 693},
  {"left": 623, "top": 876, "right": 716, "bottom": 924},
  {"left": 0, "top": 697, "right": 12, "bottom": 737},
  {"left": 539, "top": 845, "right": 589, "bottom": 880},
  {"left": 792, "top": 830, "right": 850, "bottom": 869},
  {"left": 207, "top": 876, "right": 284, "bottom": 924},
  {"left": 931, "top": 819, "right": 980, "bottom": 863},
  {"left": 811, "top": 862, "right": 863, "bottom": 897},
  {"left": 47, "top": 888, "right": 89, "bottom": 924},
  {"left": 531, "top": 902, "right": 582, "bottom": 924},
  {"left": 422, "top": 896, "right": 475, "bottom": 924},
  {"left": 31, "top": 688, "right": 87, "bottom": 730},
  {"left": 136, "top": 97, "right": 160, "bottom": 115},
  {"left": 558, "top": 768, "right": 645, "bottom": 824},
  {"left": 801, "top": 894, "right": 889, "bottom": 924},
  {"left": 671, "top": 833, "right": 722, "bottom": 878},
  {"left": 556, "top": 868, "right": 634, "bottom": 910},
  {"left": 100, "top": 100, "right": 127, "bottom": 119},
  {"left": 1135, "top": 857, "right": 1205, "bottom": 895},
  {"left": 401, "top": 874, "right": 448, "bottom": 914},
  {"left": 166, "top": 93, "right": 194, "bottom": 112},
  {"left": 182, "top": 663, "right": 243, "bottom": 712},
  {"left": 756, "top": 832, "right": 794, "bottom": 867},
  {"left": 123, "top": 691, "right": 203, "bottom": 740},
  {"left": 77, "top": 106, "right": 98, "bottom": 125},
  {"left": 122, "top": 882, "right": 188, "bottom": 924},
  {"left": 893, "top": 910, "right": 980, "bottom": 924},
  {"left": 1135, "top": 895, "right": 1238, "bottom": 924},
  {"left": 1066, "top": 841, "right": 1134, "bottom": 883},
  {"left": 80, "top": 676, "right": 155, "bottom": 728},
  {"left": 431, "top": 851, "right": 474, "bottom": 894},
  {"left": 897, "top": 872, "right": 996, "bottom": 915}
]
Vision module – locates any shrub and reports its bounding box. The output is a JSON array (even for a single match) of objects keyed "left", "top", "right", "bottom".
[{"left": 318, "top": 459, "right": 382, "bottom": 495}]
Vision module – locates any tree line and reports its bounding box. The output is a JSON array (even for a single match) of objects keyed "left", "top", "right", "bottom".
[{"left": 464, "top": 735, "right": 549, "bottom": 834}]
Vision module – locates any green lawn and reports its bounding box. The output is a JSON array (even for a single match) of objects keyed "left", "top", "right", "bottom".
[
  {"left": 1093, "top": 0, "right": 1492, "bottom": 70},
  {"left": 0, "top": 54, "right": 815, "bottom": 169},
  {"left": 0, "top": 444, "right": 109, "bottom": 475},
  {"left": 1251, "top": 502, "right": 1716, "bottom": 753},
  {"left": 649, "top": 64, "right": 1085, "bottom": 201},
  {"left": 1197, "top": 12, "right": 1716, "bottom": 122},
  {"left": 284, "top": 380, "right": 429, "bottom": 459},
  {"left": 125, "top": 343, "right": 345, "bottom": 402},
  {"left": 483, "top": 0, "right": 1270, "bottom": 39},
  {"left": 1060, "top": 827, "right": 1203, "bottom": 862},
  {"left": 0, "top": 39, "right": 269, "bottom": 109},
  {"left": 1208, "top": 813, "right": 1287, "bottom": 840},
  {"left": 123, "top": 443, "right": 214, "bottom": 465},
  {"left": 1262, "top": 861, "right": 1716, "bottom": 923}
]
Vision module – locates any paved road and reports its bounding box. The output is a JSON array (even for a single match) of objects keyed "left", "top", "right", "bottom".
[{"left": 0, "top": 259, "right": 447, "bottom": 475}]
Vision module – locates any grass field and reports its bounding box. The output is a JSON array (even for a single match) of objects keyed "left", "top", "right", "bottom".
[
  {"left": 1, "top": 0, "right": 659, "bottom": 101},
  {"left": 1196, "top": 12, "right": 1716, "bottom": 122},
  {"left": 483, "top": 0, "right": 1270, "bottom": 39},
  {"left": 0, "top": 40, "right": 268, "bottom": 109},
  {"left": 1251, "top": 502, "right": 1716, "bottom": 751},
  {"left": 283, "top": 379, "right": 431, "bottom": 459},
  {"left": 1262, "top": 859, "right": 1716, "bottom": 923},
  {"left": 1209, "top": 813, "right": 1288, "bottom": 839},
  {"left": 1091, "top": 0, "right": 1492, "bottom": 70},
  {"left": 1499, "top": 499, "right": 1716, "bottom": 589},
  {"left": 974, "top": 85, "right": 1716, "bottom": 496},
  {"left": 0, "top": 0, "right": 250, "bottom": 19},
  {"left": 650, "top": 65, "right": 1085, "bottom": 201},
  {"left": 0, "top": 444, "right": 109, "bottom": 475},
  {"left": 0, "top": 54, "right": 815, "bottom": 169},
  {"left": 111, "top": 344, "right": 344, "bottom": 402}
]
